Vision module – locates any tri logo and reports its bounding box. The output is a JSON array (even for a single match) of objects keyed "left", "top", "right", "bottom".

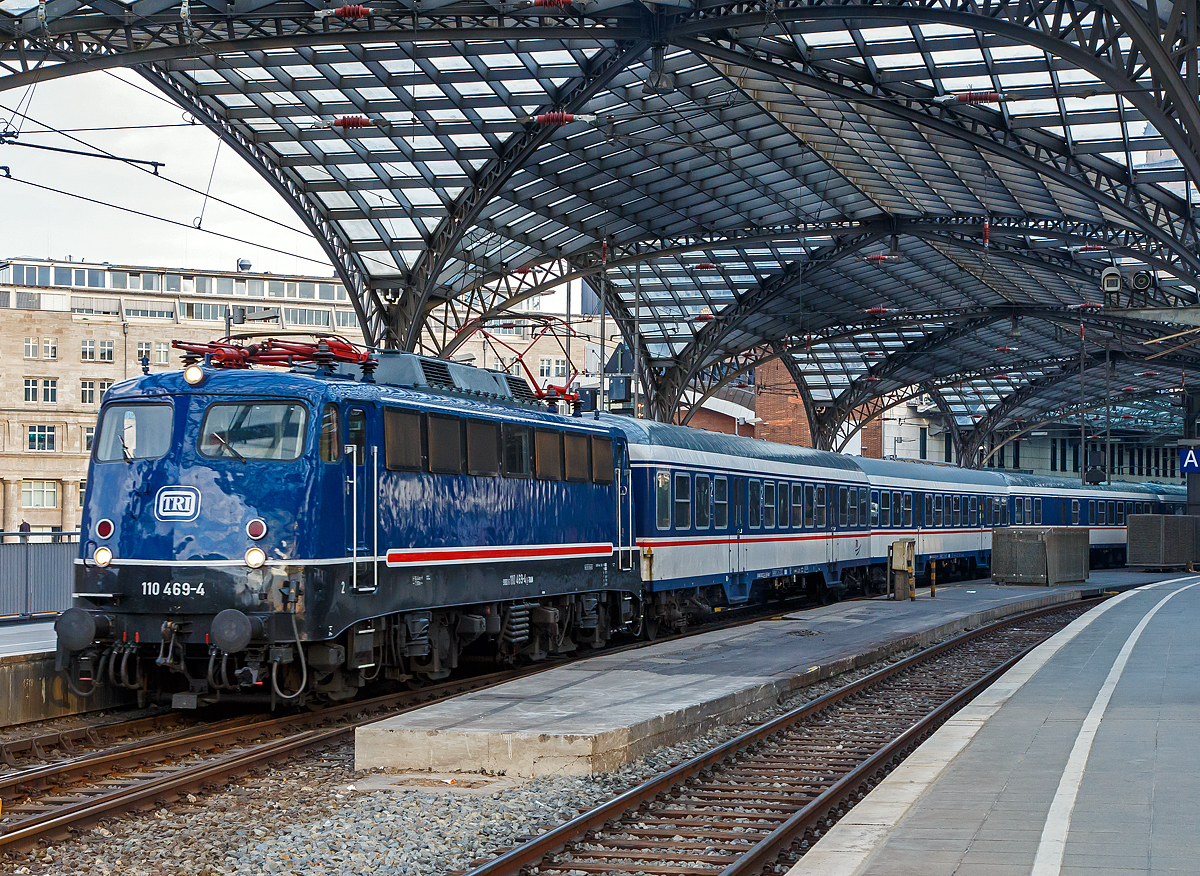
[{"left": 154, "top": 486, "right": 201, "bottom": 521}]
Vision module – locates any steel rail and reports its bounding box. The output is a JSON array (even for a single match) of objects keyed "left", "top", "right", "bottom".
[{"left": 460, "top": 597, "right": 1101, "bottom": 876}]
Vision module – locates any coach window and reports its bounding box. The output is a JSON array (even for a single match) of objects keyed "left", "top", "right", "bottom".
[
  {"left": 838, "top": 486, "right": 849, "bottom": 527},
  {"left": 344, "top": 408, "right": 367, "bottom": 467},
  {"left": 1033, "top": 498, "right": 1042, "bottom": 525},
  {"left": 881, "top": 491, "right": 891, "bottom": 527},
  {"left": 749, "top": 480, "right": 762, "bottom": 528},
  {"left": 428, "top": 415, "right": 463, "bottom": 475},
  {"left": 922, "top": 494, "right": 931, "bottom": 528},
  {"left": 903, "top": 493, "right": 913, "bottom": 527},
  {"left": 805, "top": 484, "right": 816, "bottom": 528},
  {"left": 815, "top": 485, "right": 827, "bottom": 528},
  {"left": 656, "top": 471, "right": 671, "bottom": 529},
  {"left": 871, "top": 491, "right": 881, "bottom": 526},
  {"left": 892, "top": 491, "right": 902, "bottom": 527},
  {"left": 970, "top": 496, "right": 978, "bottom": 526},
  {"left": 780, "top": 483, "right": 790, "bottom": 528},
  {"left": 534, "top": 429, "right": 563, "bottom": 480},
  {"left": 1014, "top": 498, "right": 1024, "bottom": 524},
  {"left": 696, "top": 476, "right": 711, "bottom": 529},
  {"left": 1116, "top": 502, "right": 1125, "bottom": 525},
  {"left": 982, "top": 498, "right": 990, "bottom": 526},
  {"left": 949, "top": 495, "right": 958, "bottom": 527},
  {"left": 846, "top": 487, "right": 857, "bottom": 527},
  {"left": 1109, "top": 501, "right": 1116, "bottom": 524},
  {"left": 792, "top": 484, "right": 804, "bottom": 529},
  {"left": 320, "top": 404, "right": 342, "bottom": 463},
  {"left": 764, "top": 481, "right": 777, "bottom": 528},
  {"left": 1088, "top": 500, "right": 1096, "bottom": 523},
  {"left": 384, "top": 408, "right": 423, "bottom": 471},
  {"left": 1022, "top": 497, "right": 1031, "bottom": 523},
  {"left": 934, "top": 494, "right": 943, "bottom": 527},
  {"left": 675, "top": 473, "right": 692, "bottom": 529},
  {"left": 1071, "top": 499, "right": 1080, "bottom": 525},
  {"left": 858, "top": 489, "right": 868, "bottom": 528},
  {"left": 563, "top": 432, "right": 590, "bottom": 483},
  {"left": 502, "top": 425, "right": 532, "bottom": 478},
  {"left": 714, "top": 477, "right": 729, "bottom": 528},
  {"left": 733, "top": 478, "right": 744, "bottom": 528},
  {"left": 1096, "top": 501, "right": 1105, "bottom": 525},
  {"left": 590, "top": 437, "right": 614, "bottom": 484},
  {"left": 466, "top": 419, "right": 500, "bottom": 476}
]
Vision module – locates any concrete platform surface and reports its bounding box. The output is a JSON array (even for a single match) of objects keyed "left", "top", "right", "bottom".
[
  {"left": 356, "top": 575, "right": 1145, "bottom": 777},
  {"left": 0, "top": 620, "right": 56, "bottom": 658},
  {"left": 788, "top": 571, "right": 1200, "bottom": 876}
]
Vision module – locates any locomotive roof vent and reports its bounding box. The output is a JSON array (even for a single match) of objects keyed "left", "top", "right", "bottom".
[{"left": 339, "top": 352, "right": 540, "bottom": 407}]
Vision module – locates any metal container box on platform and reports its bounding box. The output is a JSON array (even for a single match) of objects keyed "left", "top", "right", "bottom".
[
  {"left": 1126, "top": 514, "right": 1199, "bottom": 569},
  {"left": 991, "top": 526, "right": 1089, "bottom": 586}
]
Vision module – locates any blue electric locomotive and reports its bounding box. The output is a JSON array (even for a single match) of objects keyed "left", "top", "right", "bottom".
[{"left": 55, "top": 340, "right": 1185, "bottom": 707}]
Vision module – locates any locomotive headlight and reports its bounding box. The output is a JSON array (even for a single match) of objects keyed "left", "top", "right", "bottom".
[
  {"left": 244, "top": 547, "right": 267, "bottom": 569},
  {"left": 93, "top": 546, "right": 113, "bottom": 568},
  {"left": 183, "top": 365, "right": 206, "bottom": 386}
]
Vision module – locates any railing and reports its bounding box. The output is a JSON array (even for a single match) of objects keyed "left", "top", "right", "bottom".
[{"left": 0, "top": 533, "right": 80, "bottom": 621}]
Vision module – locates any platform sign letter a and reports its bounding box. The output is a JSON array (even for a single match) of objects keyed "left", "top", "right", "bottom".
[{"left": 1182, "top": 449, "right": 1200, "bottom": 473}]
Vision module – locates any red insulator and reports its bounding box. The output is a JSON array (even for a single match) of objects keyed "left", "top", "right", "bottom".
[
  {"left": 334, "top": 116, "right": 372, "bottom": 130},
  {"left": 536, "top": 112, "right": 574, "bottom": 126},
  {"left": 956, "top": 91, "right": 1002, "bottom": 103},
  {"left": 864, "top": 305, "right": 888, "bottom": 315},
  {"left": 335, "top": 4, "right": 371, "bottom": 18},
  {"left": 695, "top": 262, "right": 718, "bottom": 269}
]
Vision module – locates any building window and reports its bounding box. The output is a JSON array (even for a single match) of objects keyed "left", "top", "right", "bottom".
[
  {"left": 283, "top": 307, "right": 330, "bottom": 327},
  {"left": 137, "top": 341, "right": 151, "bottom": 362},
  {"left": 84, "top": 426, "right": 94, "bottom": 452},
  {"left": 81, "top": 339, "right": 95, "bottom": 361},
  {"left": 184, "top": 302, "right": 225, "bottom": 321},
  {"left": 24, "top": 337, "right": 38, "bottom": 359},
  {"left": 125, "top": 305, "right": 173, "bottom": 319},
  {"left": 154, "top": 342, "right": 169, "bottom": 364},
  {"left": 98, "top": 380, "right": 113, "bottom": 400},
  {"left": 78, "top": 480, "right": 87, "bottom": 506},
  {"left": 42, "top": 338, "right": 56, "bottom": 359},
  {"left": 23, "top": 378, "right": 38, "bottom": 402},
  {"left": 42, "top": 379, "right": 56, "bottom": 403},
  {"left": 335, "top": 310, "right": 357, "bottom": 328},
  {"left": 21, "top": 480, "right": 57, "bottom": 508},
  {"left": 99, "top": 340, "right": 114, "bottom": 362},
  {"left": 539, "top": 358, "right": 552, "bottom": 378},
  {"left": 28, "top": 425, "right": 55, "bottom": 451},
  {"left": 80, "top": 380, "right": 95, "bottom": 405},
  {"left": 554, "top": 358, "right": 568, "bottom": 378}
]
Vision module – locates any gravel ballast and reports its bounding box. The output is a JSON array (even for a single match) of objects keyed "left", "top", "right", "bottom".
[{"left": 0, "top": 645, "right": 927, "bottom": 876}]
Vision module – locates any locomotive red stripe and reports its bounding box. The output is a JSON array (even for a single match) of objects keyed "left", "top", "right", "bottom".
[{"left": 385, "top": 542, "right": 614, "bottom": 567}]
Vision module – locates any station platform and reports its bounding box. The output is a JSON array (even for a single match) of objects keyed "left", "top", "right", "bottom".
[
  {"left": 356, "top": 571, "right": 1158, "bottom": 777},
  {"left": 788, "top": 572, "right": 1200, "bottom": 876}
]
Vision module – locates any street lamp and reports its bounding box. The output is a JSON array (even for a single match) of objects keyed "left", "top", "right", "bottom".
[{"left": 892, "top": 436, "right": 910, "bottom": 458}]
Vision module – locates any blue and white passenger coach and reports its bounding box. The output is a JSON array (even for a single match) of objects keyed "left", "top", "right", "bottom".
[{"left": 54, "top": 341, "right": 1184, "bottom": 707}]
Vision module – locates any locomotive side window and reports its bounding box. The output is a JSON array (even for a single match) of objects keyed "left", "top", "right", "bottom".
[
  {"left": 696, "top": 476, "right": 711, "bottom": 529},
  {"left": 590, "top": 437, "right": 614, "bottom": 484},
  {"left": 96, "top": 402, "right": 172, "bottom": 462},
  {"left": 534, "top": 429, "right": 563, "bottom": 480},
  {"left": 749, "top": 480, "right": 761, "bottom": 528},
  {"left": 715, "top": 477, "right": 729, "bottom": 528},
  {"left": 320, "top": 404, "right": 342, "bottom": 463},
  {"left": 199, "top": 402, "right": 307, "bottom": 461},
  {"left": 1071, "top": 499, "right": 1080, "bottom": 524},
  {"left": 881, "top": 491, "right": 891, "bottom": 526},
  {"left": 764, "top": 482, "right": 776, "bottom": 528},
  {"left": 779, "top": 482, "right": 789, "bottom": 528},
  {"left": 804, "top": 484, "right": 815, "bottom": 528},
  {"left": 792, "top": 484, "right": 803, "bottom": 529},
  {"left": 466, "top": 419, "right": 500, "bottom": 476},
  {"left": 346, "top": 408, "right": 367, "bottom": 466},
  {"left": 814, "top": 485, "right": 826, "bottom": 528},
  {"left": 903, "top": 493, "right": 913, "bottom": 527},
  {"left": 656, "top": 471, "right": 671, "bottom": 530},
  {"left": 675, "top": 473, "right": 692, "bottom": 529},
  {"left": 383, "top": 408, "right": 423, "bottom": 471},
  {"left": 502, "top": 425, "right": 532, "bottom": 478},
  {"left": 428, "top": 415, "right": 463, "bottom": 474},
  {"left": 563, "top": 432, "right": 589, "bottom": 482}
]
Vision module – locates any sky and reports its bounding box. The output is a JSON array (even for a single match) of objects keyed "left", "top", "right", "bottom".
[{"left": 0, "top": 70, "right": 334, "bottom": 277}]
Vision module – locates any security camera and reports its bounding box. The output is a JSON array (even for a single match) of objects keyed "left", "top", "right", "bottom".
[{"left": 1100, "top": 266, "right": 1122, "bottom": 294}]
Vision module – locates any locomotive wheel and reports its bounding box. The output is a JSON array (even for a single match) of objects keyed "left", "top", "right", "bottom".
[{"left": 644, "top": 617, "right": 661, "bottom": 641}]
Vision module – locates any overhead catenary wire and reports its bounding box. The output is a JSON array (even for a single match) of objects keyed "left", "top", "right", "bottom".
[{"left": 0, "top": 171, "right": 334, "bottom": 268}]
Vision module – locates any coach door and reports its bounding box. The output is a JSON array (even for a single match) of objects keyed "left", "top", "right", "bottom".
[
  {"left": 616, "top": 444, "right": 634, "bottom": 572},
  {"left": 344, "top": 402, "right": 379, "bottom": 593},
  {"left": 731, "top": 477, "right": 745, "bottom": 578}
]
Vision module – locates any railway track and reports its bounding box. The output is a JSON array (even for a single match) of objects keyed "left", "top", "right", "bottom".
[
  {"left": 460, "top": 598, "right": 1098, "bottom": 876},
  {"left": 0, "top": 577, "right": 1005, "bottom": 856}
]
